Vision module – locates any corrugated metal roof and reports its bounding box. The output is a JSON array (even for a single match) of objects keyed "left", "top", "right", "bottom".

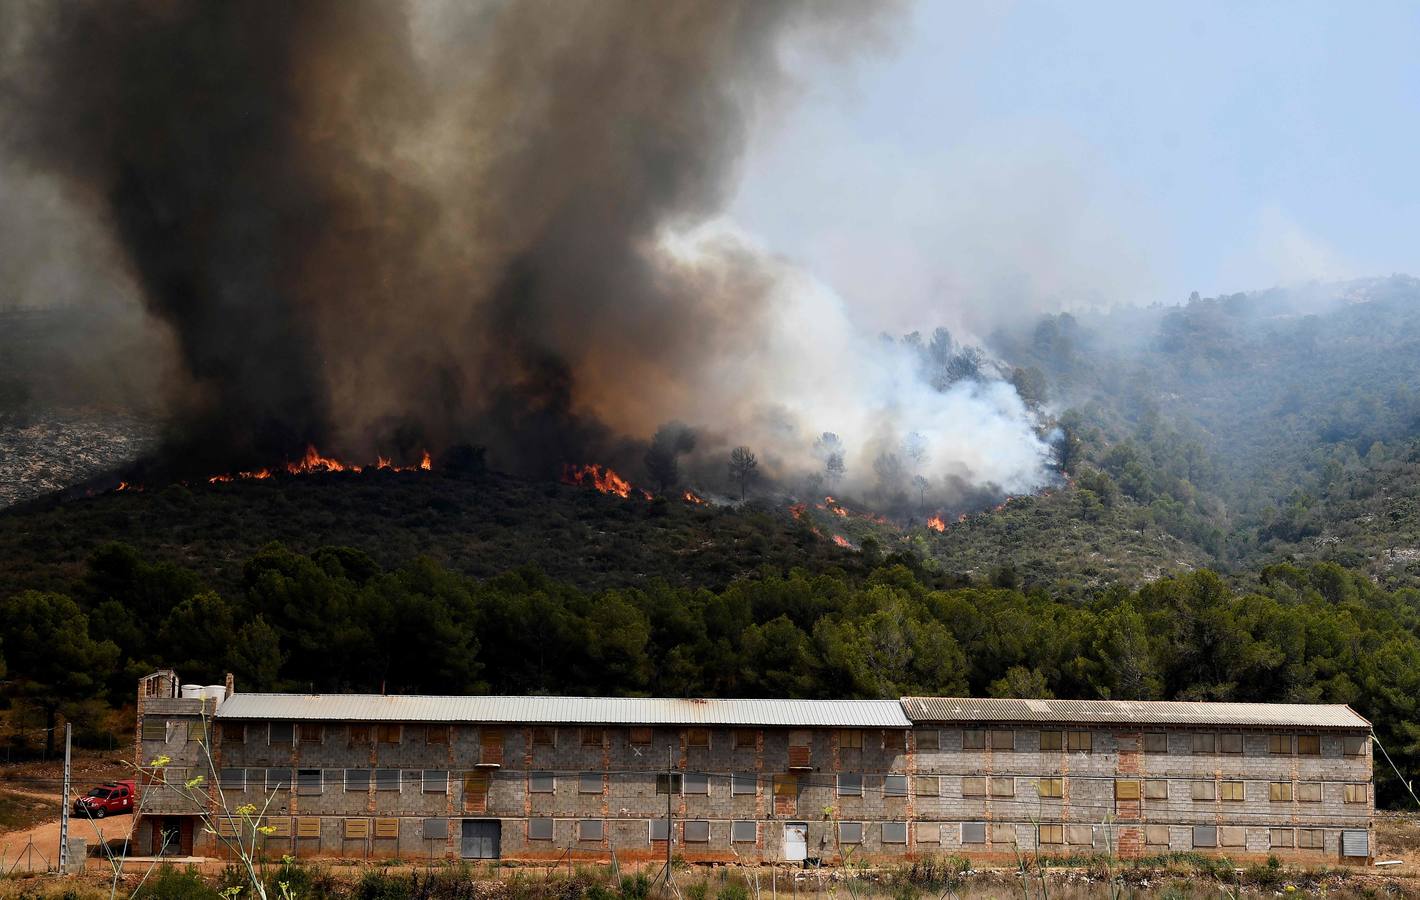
[
  {"left": 900, "top": 697, "right": 1370, "bottom": 730},
  {"left": 215, "top": 694, "right": 912, "bottom": 727}
]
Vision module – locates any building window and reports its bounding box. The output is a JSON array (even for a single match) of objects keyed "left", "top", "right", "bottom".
[
  {"left": 962, "top": 730, "right": 985, "bottom": 750},
  {"left": 1343, "top": 735, "right": 1368, "bottom": 756},
  {"left": 1145, "top": 825, "right": 1169, "bottom": 846},
  {"left": 989, "top": 730, "right": 1015, "bottom": 750},
  {"left": 403, "top": 770, "right": 422, "bottom": 792},
  {"left": 1192, "top": 826, "right": 1217, "bottom": 848},
  {"left": 1039, "top": 731, "right": 1063, "bottom": 751},
  {"left": 990, "top": 777, "right": 1016, "bottom": 798},
  {"left": 220, "top": 723, "right": 245, "bottom": 744},
  {"left": 1268, "top": 734, "right": 1292, "bottom": 755},
  {"left": 581, "top": 728, "right": 603, "bottom": 747},
  {"left": 1143, "top": 732, "right": 1167, "bottom": 753},
  {"left": 915, "top": 775, "right": 940, "bottom": 797},
  {"left": 837, "top": 774, "right": 864, "bottom": 797},
  {"left": 1144, "top": 779, "right": 1169, "bottom": 800},
  {"left": 529, "top": 772, "right": 555, "bottom": 793},
  {"left": 426, "top": 725, "right": 448, "bottom": 745},
  {"left": 1038, "top": 777, "right": 1063, "bottom": 799},
  {"left": 267, "top": 769, "right": 293, "bottom": 791},
  {"left": 684, "top": 772, "right": 709, "bottom": 795},
  {"left": 1218, "top": 733, "right": 1243, "bottom": 754},
  {"left": 344, "top": 818, "right": 370, "bottom": 840},
  {"left": 656, "top": 773, "right": 683, "bottom": 795},
  {"left": 374, "top": 768, "right": 400, "bottom": 792},
  {"left": 422, "top": 818, "right": 448, "bottom": 841},
  {"left": 1191, "top": 733, "right": 1215, "bottom": 754},
  {"left": 774, "top": 775, "right": 800, "bottom": 798},
  {"left": 296, "top": 817, "right": 321, "bottom": 840},
  {"left": 686, "top": 728, "right": 710, "bottom": 748},
  {"left": 650, "top": 819, "right": 670, "bottom": 841},
  {"left": 625, "top": 726, "right": 651, "bottom": 745},
  {"left": 373, "top": 819, "right": 398, "bottom": 839},
  {"left": 533, "top": 726, "right": 557, "bottom": 746},
  {"left": 734, "top": 729, "right": 757, "bottom": 750},
  {"left": 1220, "top": 826, "right": 1246, "bottom": 848},
  {"left": 1297, "top": 735, "right": 1321, "bottom": 756},
  {"left": 684, "top": 820, "right": 710, "bottom": 842},
  {"left": 1115, "top": 780, "right": 1140, "bottom": 801},
  {"left": 1220, "top": 781, "right": 1245, "bottom": 802},
  {"left": 916, "top": 730, "right": 939, "bottom": 751},
  {"left": 219, "top": 768, "right": 246, "bottom": 791},
  {"left": 731, "top": 773, "right": 756, "bottom": 795},
  {"left": 423, "top": 770, "right": 448, "bottom": 794},
  {"left": 1298, "top": 829, "right": 1324, "bottom": 850},
  {"left": 840, "top": 729, "right": 863, "bottom": 750},
  {"left": 1066, "top": 825, "right": 1093, "bottom": 847},
  {"left": 296, "top": 769, "right": 323, "bottom": 795},
  {"left": 269, "top": 722, "right": 294, "bottom": 744},
  {"left": 265, "top": 817, "right": 292, "bottom": 838},
  {"left": 1344, "top": 783, "right": 1367, "bottom": 804},
  {"left": 189, "top": 720, "right": 207, "bottom": 743},
  {"left": 1067, "top": 731, "right": 1091, "bottom": 752},
  {"left": 1297, "top": 782, "right": 1322, "bottom": 803},
  {"left": 838, "top": 822, "right": 863, "bottom": 844},
  {"left": 528, "top": 819, "right": 553, "bottom": 841},
  {"left": 376, "top": 724, "right": 401, "bottom": 744},
  {"left": 732, "top": 821, "right": 757, "bottom": 843},
  {"left": 961, "top": 822, "right": 986, "bottom": 844},
  {"left": 1269, "top": 782, "right": 1294, "bottom": 802},
  {"left": 883, "top": 775, "right": 908, "bottom": 797},
  {"left": 917, "top": 823, "right": 940, "bottom": 844},
  {"left": 348, "top": 725, "right": 370, "bottom": 744},
  {"left": 993, "top": 825, "right": 1019, "bottom": 846},
  {"left": 1270, "top": 828, "right": 1294, "bottom": 848},
  {"left": 962, "top": 776, "right": 987, "bottom": 797},
  {"left": 1038, "top": 824, "right": 1064, "bottom": 845},
  {"left": 577, "top": 820, "right": 603, "bottom": 842},
  {"left": 297, "top": 724, "right": 323, "bottom": 744},
  {"left": 345, "top": 769, "right": 371, "bottom": 792},
  {"left": 882, "top": 822, "right": 908, "bottom": 844},
  {"left": 579, "top": 773, "right": 604, "bottom": 794},
  {"left": 1191, "top": 780, "right": 1215, "bottom": 801},
  {"left": 883, "top": 730, "right": 906, "bottom": 751}
]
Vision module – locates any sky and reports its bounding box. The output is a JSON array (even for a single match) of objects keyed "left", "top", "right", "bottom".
[{"left": 732, "top": 0, "right": 1420, "bottom": 335}]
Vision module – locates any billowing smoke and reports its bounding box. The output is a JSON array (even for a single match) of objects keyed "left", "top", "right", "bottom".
[{"left": 0, "top": 0, "right": 1053, "bottom": 505}]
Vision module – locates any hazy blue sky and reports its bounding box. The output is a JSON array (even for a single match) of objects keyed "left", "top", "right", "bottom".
[{"left": 732, "top": 0, "right": 1420, "bottom": 332}]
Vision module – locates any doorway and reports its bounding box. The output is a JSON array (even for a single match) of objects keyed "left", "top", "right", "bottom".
[
  {"left": 783, "top": 822, "right": 807, "bottom": 862},
  {"left": 460, "top": 819, "right": 501, "bottom": 859}
]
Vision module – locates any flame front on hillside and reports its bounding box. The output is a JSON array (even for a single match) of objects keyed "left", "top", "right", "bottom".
[{"left": 208, "top": 445, "right": 430, "bottom": 484}]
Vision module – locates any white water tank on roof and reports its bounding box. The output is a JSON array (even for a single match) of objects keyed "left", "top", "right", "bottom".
[
  {"left": 181, "top": 684, "right": 203, "bottom": 699},
  {"left": 204, "top": 685, "right": 227, "bottom": 703}
]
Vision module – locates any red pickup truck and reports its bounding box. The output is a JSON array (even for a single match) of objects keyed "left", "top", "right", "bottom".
[{"left": 72, "top": 780, "right": 136, "bottom": 818}]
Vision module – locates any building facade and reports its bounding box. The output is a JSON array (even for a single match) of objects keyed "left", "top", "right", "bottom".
[{"left": 134, "top": 672, "right": 1375, "bottom": 864}]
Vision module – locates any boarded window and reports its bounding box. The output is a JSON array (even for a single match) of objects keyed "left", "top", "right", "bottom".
[
  {"left": 578, "top": 820, "right": 603, "bottom": 841},
  {"left": 1192, "top": 826, "right": 1217, "bottom": 848},
  {"left": 265, "top": 817, "right": 292, "bottom": 838},
  {"left": 773, "top": 775, "right": 800, "bottom": 797},
  {"left": 578, "top": 773, "right": 603, "bottom": 794},
  {"left": 1270, "top": 828, "right": 1294, "bottom": 848},
  {"left": 731, "top": 773, "right": 756, "bottom": 795},
  {"left": 734, "top": 729, "right": 756, "bottom": 749},
  {"left": 732, "top": 821, "right": 757, "bottom": 842},
  {"left": 376, "top": 724, "right": 400, "bottom": 744},
  {"left": 993, "top": 825, "right": 1019, "bottom": 846},
  {"left": 1344, "top": 783, "right": 1367, "bottom": 804},
  {"left": 962, "top": 730, "right": 986, "bottom": 750},
  {"left": 656, "top": 773, "right": 683, "bottom": 795},
  {"left": 1269, "top": 782, "right": 1294, "bottom": 802},
  {"left": 1268, "top": 733, "right": 1292, "bottom": 755},
  {"left": 915, "top": 776, "right": 940, "bottom": 797},
  {"left": 374, "top": 818, "right": 399, "bottom": 839},
  {"left": 1343, "top": 735, "right": 1368, "bottom": 756},
  {"left": 684, "top": 820, "right": 710, "bottom": 842},
  {"left": 296, "top": 818, "right": 320, "bottom": 839},
  {"left": 684, "top": 772, "right": 709, "bottom": 794},
  {"left": 403, "top": 771, "right": 423, "bottom": 791},
  {"left": 298, "top": 724, "right": 323, "bottom": 744},
  {"left": 344, "top": 818, "right": 369, "bottom": 840},
  {"left": 220, "top": 723, "right": 245, "bottom": 744},
  {"left": 374, "top": 768, "right": 400, "bottom": 792},
  {"left": 1038, "top": 777, "right": 1063, "bottom": 799},
  {"left": 463, "top": 771, "right": 490, "bottom": 803},
  {"left": 839, "top": 729, "right": 863, "bottom": 750},
  {"left": 961, "top": 822, "right": 986, "bottom": 844},
  {"left": 189, "top": 720, "right": 208, "bottom": 743},
  {"left": 297, "top": 769, "right": 323, "bottom": 795},
  {"left": 1298, "top": 782, "right": 1322, "bottom": 802},
  {"left": 1191, "top": 780, "right": 1215, "bottom": 801},
  {"left": 838, "top": 774, "right": 864, "bottom": 796},
  {"left": 990, "top": 777, "right": 1016, "bottom": 798},
  {"left": 650, "top": 819, "right": 670, "bottom": 841},
  {"left": 1297, "top": 735, "right": 1321, "bottom": 756},
  {"left": 883, "top": 730, "right": 906, "bottom": 750},
  {"left": 1219, "top": 733, "right": 1243, "bottom": 754},
  {"left": 529, "top": 772, "right": 555, "bottom": 793},
  {"left": 884, "top": 775, "right": 908, "bottom": 797},
  {"left": 917, "top": 823, "right": 940, "bottom": 844},
  {"left": 1145, "top": 779, "right": 1169, "bottom": 800},
  {"left": 348, "top": 725, "right": 370, "bottom": 744},
  {"left": 219, "top": 768, "right": 246, "bottom": 791},
  {"left": 528, "top": 819, "right": 553, "bottom": 841},
  {"left": 422, "top": 818, "right": 447, "bottom": 840},
  {"left": 426, "top": 725, "right": 448, "bottom": 745},
  {"left": 1067, "top": 731, "right": 1091, "bottom": 752},
  {"left": 424, "top": 770, "right": 448, "bottom": 794},
  {"left": 346, "top": 769, "right": 371, "bottom": 792},
  {"left": 1219, "top": 826, "right": 1246, "bottom": 847},
  {"left": 1115, "top": 780, "right": 1141, "bottom": 801},
  {"left": 882, "top": 822, "right": 907, "bottom": 844},
  {"left": 686, "top": 728, "right": 709, "bottom": 748},
  {"left": 1298, "top": 829, "right": 1324, "bottom": 850},
  {"left": 1143, "top": 732, "right": 1167, "bottom": 753},
  {"left": 1039, "top": 731, "right": 1063, "bottom": 751},
  {"left": 1145, "top": 825, "right": 1170, "bottom": 846},
  {"left": 1221, "top": 781, "right": 1245, "bottom": 802},
  {"left": 626, "top": 726, "right": 652, "bottom": 745},
  {"left": 1038, "top": 824, "right": 1064, "bottom": 845},
  {"left": 581, "top": 728, "right": 603, "bottom": 747},
  {"left": 1342, "top": 830, "right": 1369, "bottom": 857},
  {"left": 534, "top": 727, "right": 557, "bottom": 746},
  {"left": 838, "top": 822, "right": 863, "bottom": 844},
  {"left": 1191, "top": 733, "right": 1215, "bottom": 754},
  {"left": 962, "top": 776, "right": 987, "bottom": 797},
  {"left": 989, "top": 730, "right": 1015, "bottom": 750},
  {"left": 916, "top": 730, "right": 939, "bottom": 751},
  {"left": 1067, "top": 825, "right": 1093, "bottom": 846},
  {"left": 267, "top": 769, "right": 293, "bottom": 791}
]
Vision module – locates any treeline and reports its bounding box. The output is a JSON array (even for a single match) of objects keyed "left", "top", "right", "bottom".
[{"left": 3, "top": 543, "right": 1420, "bottom": 802}]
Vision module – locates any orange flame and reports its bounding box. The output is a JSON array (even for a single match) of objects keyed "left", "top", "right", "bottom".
[
  {"left": 208, "top": 447, "right": 431, "bottom": 483},
  {"left": 561, "top": 463, "right": 633, "bottom": 498},
  {"left": 682, "top": 489, "right": 706, "bottom": 505},
  {"left": 832, "top": 535, "right": 853, "bottom": 549},
  {"left": 789, "top": 503, "right": 806, "bottom": 520},
  {"left": 927, "top": 515, "right": 946, "bottom": 532},
  {"left": 832, "top": 506, "right": 849, "bottom": 518},
  {"left": 288, "top": 444, "right": 354, "bottom": 475},
  {"left": 419, "top": 450, "right": 432, "bottom": 471}
]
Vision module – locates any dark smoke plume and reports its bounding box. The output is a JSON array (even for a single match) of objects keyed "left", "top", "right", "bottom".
[{"left": 1, "top": 0, "right": 893, "bottom": 476}]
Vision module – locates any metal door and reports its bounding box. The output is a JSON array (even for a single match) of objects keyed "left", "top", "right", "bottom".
[
  {"left": 460, "top": 819, "right": 501, "bottom": 859},
  {"left": 783, "top": 822, "right": 807, "bottom": 862}
]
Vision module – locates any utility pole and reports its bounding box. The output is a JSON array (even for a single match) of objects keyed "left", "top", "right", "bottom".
[{"left": 58, "top": 722, "right": 72, "bottom": 873}]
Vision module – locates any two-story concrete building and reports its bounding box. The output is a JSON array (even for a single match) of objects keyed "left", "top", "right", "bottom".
[{"left": 133, "top": 672, "right": 1375, "bottom": 864}]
